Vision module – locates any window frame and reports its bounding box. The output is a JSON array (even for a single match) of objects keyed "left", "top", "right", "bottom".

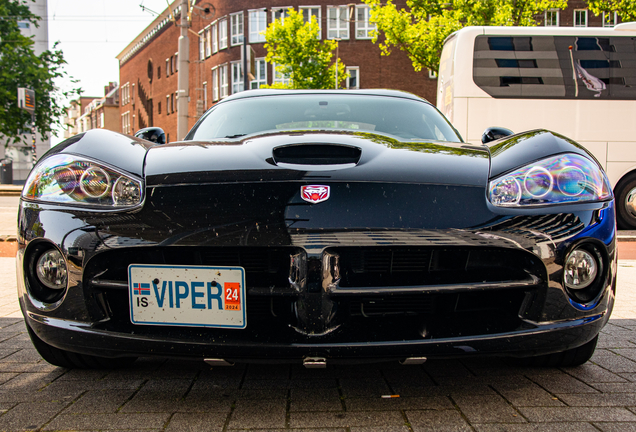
[
  {"left": 199, "top": 29, "right": 205, "bottom": 60},
  {"left": 203, "top": 81, "right": 208, "bottom": 110},
  {"left": 212, "top": 67, "right": 219, "bottom": 101},
  {"left": 231, "top": 61, "right": 244, "bottom": 94},
  {"left": 219, "top": 17, "right": 228, "bottom": 50},
  {"left": 205, "top": 25, "right": 212, "bottom": 57},
  {"left": 574, "top": 9, "right": 588, "bottom": 28},
  {"left": 603, "top": 11, "right": 617, "bottom": 27},
  {"left": 327, "top": 5, "right": 350, "bottom": 40},
  {"left": 345, "top": 66, "right": 359, "bottom": 89},
  {"left": 230, "top": 12, "right": 244, "bottom": 46},
  {"left": 355, "top": 5, "right": 375, "bottom": 40},
  {"left": 220, "top": 64, "right": 229, "bottom": 99},
  {"left": 249, "top": 9, "right": 267, "bottom": 43},
  {"left": 272, "top": 7, "right": 291, "bottom": 24},
  {"left": 250, "top": 58, "right": 268, "bottom": 89},
  {"left": 273, "top": 62, "right": 291, "bottom": 86},
  {"left": 544, "top": 9, "right": 559, "bottom": 27},
  {"left": 211, "top": 21, "right": 218, "bottom": 53},
  {"left": 300, "top": 6, "right": 322, "bottom": 38}
]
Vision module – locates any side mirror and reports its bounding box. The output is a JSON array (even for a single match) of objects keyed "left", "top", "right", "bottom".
[
  {"left": 134, "top": 127, "right": 166, "bottom": 144},
  {"left": 481, "top": 127, "right": 514, "bottom": 144}
]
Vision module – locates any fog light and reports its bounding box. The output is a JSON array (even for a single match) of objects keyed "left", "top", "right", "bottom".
[
  {"left": 36, "top": 249, "right": 68, "bottom": 290},
  {"left": 564, "top": 249, "right": 597, "bottom": 290}
]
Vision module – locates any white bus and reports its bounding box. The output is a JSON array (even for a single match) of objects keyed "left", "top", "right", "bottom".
[{"left": 437, "top": 23, "right": 636, "bottom": 229}]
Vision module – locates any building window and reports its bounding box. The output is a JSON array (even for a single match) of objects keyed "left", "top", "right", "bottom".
[
  {"left": 272, "top": 7, "right": 291, "bottom": 24},
  {"left": 545, "top": 9, "right": 559, "bottom": 27},
  {"left": 603, "top": 11, "right": 617, "bottom": 27},
  {"left": 346, "top": 66, "right": 359, "bottom": 89},
  {"left": 574, "top": 10, "right": 587, "bottom": 27},
  {"left": 231, "top": 62, "right": 244, "bottom": 94},
  {"left": 219, "top": 18, "right": 228, "bottom": 49},
  {"left": 273, "top": 63, "right": 291, "bottom": 86},
  {"left": 250, "top": 58, "right": 267, "bottom": 89},
  {"left": 172, "top": 93, "right": 176, "bottom": 113},
  {"left": 121, "top": 83, "right": 130, "bottom": 105},
  {"left": 211, "top": 21, "right": 218, "bottom": 53},
  {"left": 249, "top": 9, "right": 267, "bottom": 43},
  {"left": 220, "top": 64, "right": 229, "bottom": 98},
  {"left": 428, "top": 69, "right": 437, "bottom": 79},
  {"left": 355, "top": 5, "right": 375, "bottom": 39},
  {"left": 205, "top": 26, "right": 212, "bottom": 57},
  {"left": 17, "top": 21, "right": 30, "bottom": 29},
  {"left": 158, "top": 101, "right": 161, "bottom": 114},
  {"left": 301, "top": 6, "right": 321, "bottom": 38},
  {"left": 199, "top": 30, "right": 205, "bottom": 60},
  {"left": 203, "top": 82, "right": 208, "bottom": 110},
  {"left": 99, "top": 112, "right": 104, "bottom": 128},
  {"left": 327, "top": 6, "right": 350, "bottom": 40},
  {"left": 166, "top": 95, "right": 171, "bottom": 114},
  {"left": 157, "top": 66, "right": 161, "bottom": 78},
  {"left": 174, "top": 53, "right": 178, "bottom": 72},
  {"left": 121, "top": 112, "right": 130, "bottom": 134},
  {"left": 231, "top": 12, "right": 244, "bottom": 46},
  {"left": 166, "top": 59, "right": 170, "bottom": 77},
  {"left": 212, "top": 67, "right": 219, "bottom": 101}
]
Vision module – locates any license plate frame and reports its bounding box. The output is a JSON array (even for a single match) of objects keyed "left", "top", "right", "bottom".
[{"left": 128, "top": 264, "right": 246, "bottom": 328}]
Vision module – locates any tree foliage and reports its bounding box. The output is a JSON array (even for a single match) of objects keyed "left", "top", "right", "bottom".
[
  {"left": 0, "top": 0, "right": 80, "bottom": 145},
  {"left": 362, "top": 0, "right": 568, "bottom": 73},
  {"left": 588, "top": 0, "right": 636, "bottom": 22},
  {"left": 263, "top": 8, "right": 347, "bottom": 89}
]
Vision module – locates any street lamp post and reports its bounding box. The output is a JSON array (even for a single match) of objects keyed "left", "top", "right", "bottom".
[{"left": 177, "top": 0, "right": 190, "bottom": 141}]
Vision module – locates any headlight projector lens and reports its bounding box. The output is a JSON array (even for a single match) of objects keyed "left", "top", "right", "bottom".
[
  {"left": 564, "top": 249, "right": 598, "bottom": 290},
  {"left": 80, "top": 166, "right": 110, "bottom": 198},
  {"left": 36, "top": 249, "right": 68, "bottom": 290}
]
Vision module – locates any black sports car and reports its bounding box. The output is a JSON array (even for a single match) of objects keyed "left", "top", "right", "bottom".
[{"left": 18, "top": 90, "right": 616, "bottom": 369}]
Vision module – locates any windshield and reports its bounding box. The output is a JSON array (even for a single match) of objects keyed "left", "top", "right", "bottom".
[{"left": 186, "top": 94, "right": 462, "bottom": 143}]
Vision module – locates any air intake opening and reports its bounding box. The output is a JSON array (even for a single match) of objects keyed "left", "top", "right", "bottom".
[{"left": 273, "top": 144, "right": 361, "bottom": 165}]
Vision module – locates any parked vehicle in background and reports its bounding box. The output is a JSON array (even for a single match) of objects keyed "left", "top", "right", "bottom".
[{"left": 437, "top": 23, "right": 636, "bottom": 229}]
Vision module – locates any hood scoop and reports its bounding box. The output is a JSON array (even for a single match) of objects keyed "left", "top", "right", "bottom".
[{"left": 273, "top": 144, "right": 361, "bottom": 167}]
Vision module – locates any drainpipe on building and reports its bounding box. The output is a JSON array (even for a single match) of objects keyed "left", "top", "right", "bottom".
[{"left": 177, "top": 0, "right": 190, "bottom": 141}]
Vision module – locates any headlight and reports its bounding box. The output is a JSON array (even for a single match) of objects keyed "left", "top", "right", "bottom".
[
  {"left": 22, "top": 154, "right": 143, "bottom": 208},
  {"left": 489, "top": 154, "right": 611, "bottom": 207}
]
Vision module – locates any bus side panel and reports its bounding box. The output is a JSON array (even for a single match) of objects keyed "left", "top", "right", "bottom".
[{"left": 465, "top": 98, "right": 635, "bottom": 143}]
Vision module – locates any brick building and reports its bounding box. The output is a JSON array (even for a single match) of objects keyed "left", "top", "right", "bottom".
[
  {"left": 63, "top": 83, "right": 120, "bottom": 138},
  {"left": 117, "top": 0, "right": 437, "bottom": 142},
  {"left": 117, "top": 0, "right": 623, "bottom": 141}
]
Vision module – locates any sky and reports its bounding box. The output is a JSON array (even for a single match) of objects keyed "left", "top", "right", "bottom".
[{"left": 47, "top": 0, "right": 173, "bottom": 144}]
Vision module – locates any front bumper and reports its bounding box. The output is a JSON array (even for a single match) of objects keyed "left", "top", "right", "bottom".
[{"left": 17, "top": 185, "right": 617, "bottom": 362}]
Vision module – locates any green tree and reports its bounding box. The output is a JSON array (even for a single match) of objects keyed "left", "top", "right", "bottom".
[
  {"left": 263, "top": 8, "right": 347, "bottom": 89},
  {"left": 0, "top": 0, "right": 80, "bottom": 145},
  {"left": 588, "top": 0, "right": 636, "bottom": 23},
  {"left": 362, "top": 0, "right": 568, "bottom": 73}
]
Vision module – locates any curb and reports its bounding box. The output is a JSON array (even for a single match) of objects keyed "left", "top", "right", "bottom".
[{"left": 0, "top": 186, "right": 22, "bottom": 197}]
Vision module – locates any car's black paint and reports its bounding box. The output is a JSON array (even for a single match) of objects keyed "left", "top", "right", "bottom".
[{"left": 17, "top": 90, "right": 616, "bottom": 365}]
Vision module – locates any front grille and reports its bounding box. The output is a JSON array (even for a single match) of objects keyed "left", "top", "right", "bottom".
[
  {"left": 332, "top": 247, "right": 543, "bottom": 289},
  {"left": 82, "top": 245, "right": 542, "bottom": 344}
]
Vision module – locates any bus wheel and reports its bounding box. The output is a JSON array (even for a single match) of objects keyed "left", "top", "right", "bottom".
[{"left": 616, "top": 173, "right": 636, "bottom": 230}]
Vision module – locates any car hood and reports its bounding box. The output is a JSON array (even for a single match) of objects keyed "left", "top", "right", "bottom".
[{"left": 144, "top": 131, "right": 490, "bottom": 187}]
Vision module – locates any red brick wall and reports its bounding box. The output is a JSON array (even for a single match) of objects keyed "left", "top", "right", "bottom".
[{"left": 119, "top": 0, "right": 437, "bottom": 141}]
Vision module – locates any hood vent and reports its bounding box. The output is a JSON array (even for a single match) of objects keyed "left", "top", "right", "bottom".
[{"left": 273, "top": 144, "right": 361, "bottom": 166}]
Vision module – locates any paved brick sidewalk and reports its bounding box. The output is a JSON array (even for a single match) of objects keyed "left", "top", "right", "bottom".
[{"left": 0, "top": 258, "right": 634, "bottom": 431}]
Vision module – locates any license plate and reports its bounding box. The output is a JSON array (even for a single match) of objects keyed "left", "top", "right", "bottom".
[{"left": 128, "top": 264, "right": 246, "bottom": 328}]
